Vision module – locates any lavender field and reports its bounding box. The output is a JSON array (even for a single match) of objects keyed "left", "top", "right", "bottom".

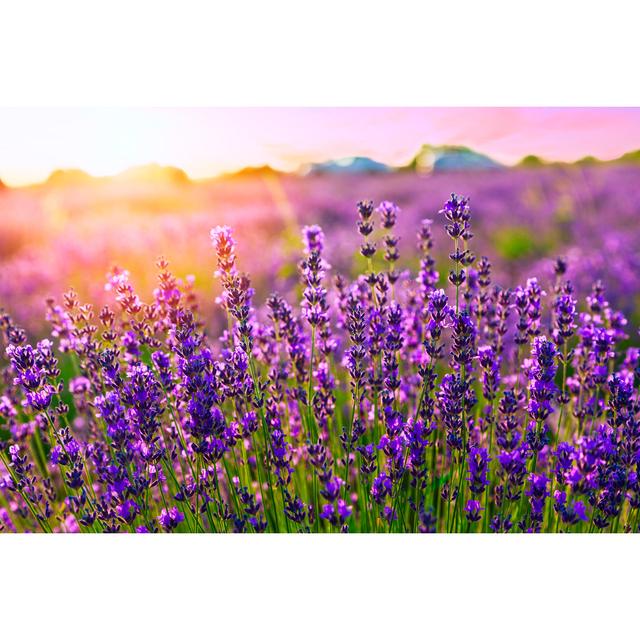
[
  {"left": 1, "top": 164, "right": 639, "bottom": 533},
  {"left": 3, "top": 163, "right": 640, "bottom": 335}
]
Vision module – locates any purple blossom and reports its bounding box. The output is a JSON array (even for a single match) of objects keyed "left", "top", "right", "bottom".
[
  {"left": 464, "top": 499, "right": 483, "bottom": 523},
  {"left": 158, "top": 507, "right": 185, "bottom": 531}
]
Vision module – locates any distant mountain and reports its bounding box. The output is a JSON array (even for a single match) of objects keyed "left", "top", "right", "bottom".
[
  {"left": 518, "top": 154, "right": 546, "bottom": 167},
  {"left": 575, "top": 155, "right": 600, "bottom": 165},
  {"left": 306, "top": 156, "right": 393, "bottom": 175},
  {"left": 615, "top": 149, "right": 640, "bottom": 164},
  {"left": 114, "top": 164, "right": 191, "bottom": 185},
  {"left": 46, "top": 168, "right": 96, "bottom": 186},
  {"left": 407, "top": 144, "right": 503, "bottom": 173},
  {"left": 25, "top": 146, "right": 640, "bottom": 191},
  {"left": 515, "top": 149, "right": 640, "bottom": 168},
  {"left": 220, "top": 165, "right": 283, "bottom": 180},
  {"left": 42, "top": 164, "right": 191, "bottom": 188}
]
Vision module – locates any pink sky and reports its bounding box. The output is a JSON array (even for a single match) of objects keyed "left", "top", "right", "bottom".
[{"left": 1, "top": 107, "right": 639, "bottom": 186}]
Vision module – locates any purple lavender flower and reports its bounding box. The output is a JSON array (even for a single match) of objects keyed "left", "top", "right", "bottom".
[
  {"left": 527, "top": 336, "right": 558, "bottom": 422},
  {"left": 464, "top": 499, "right": 483, "bottom": 523},
  {"left": 377, "top": 201, "right": 400, "bottom": 229},
  {"left": 438, "top": 374, "right": 467, "bottom": 452},
  {"left": 467, "top": 447, "right": 490, "bottom": 495},
  {"left": 302, "top": 225, "right": 325, "bottom": 255},
  {"left": 158, "top": 507, "right": 185, "bottom": 531},
  {"left": 210, "top": 225, "right": 237, "bottom": 279},
  {"left": 357, "top": 200, "right": 376, "bottom": 258},
  {"left": 116, "top": 499, "right": 140, "bottom": 524},
  {"left": 525, "top": 473, "right": 550, "bottom": 530},
  {"left": 553, "top": 490, "right": 588, "bottom": 525},
  {"left": 371, "top": 472, "right": 393, "bottom": 504},
  {"left": 416, "top": 220, "right": 439, "bottom": 307}
]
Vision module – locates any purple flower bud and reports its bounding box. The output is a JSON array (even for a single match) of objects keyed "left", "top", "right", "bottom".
[
  {"left": 464, "top": 499, "right": 483, "bottom": 522},
  {"left": 158, "top": 507, "right": 185, "bottom": 531}
]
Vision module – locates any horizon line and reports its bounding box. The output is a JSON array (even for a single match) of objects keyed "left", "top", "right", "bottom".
[{"left": 3, "top": 144, "right": 639, "bottom": 189}]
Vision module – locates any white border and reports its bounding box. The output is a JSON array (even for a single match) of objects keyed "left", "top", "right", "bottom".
[
  {"left": 1, "top": 534, "right": 638, "bottom": 639},
  {"left": 1, "top": 1, "right": 639, "bottom": 106}
]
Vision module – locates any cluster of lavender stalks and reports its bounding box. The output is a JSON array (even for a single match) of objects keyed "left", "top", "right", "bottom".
[{"left": 1, "top": 193, "right": 638, "bottom": 533}]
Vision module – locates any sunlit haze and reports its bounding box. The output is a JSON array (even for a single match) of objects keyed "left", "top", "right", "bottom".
[{"left": 1, "top": 107, "right": 640, "bottom": 186}]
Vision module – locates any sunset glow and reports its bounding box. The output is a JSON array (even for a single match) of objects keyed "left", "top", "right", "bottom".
[{"left": 1, "top": 107, "right": 640, "bottom": 187}]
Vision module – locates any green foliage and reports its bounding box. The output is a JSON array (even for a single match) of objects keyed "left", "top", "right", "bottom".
[{"left": 492, "top": 226, "right": 552, "bottom": 262}]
